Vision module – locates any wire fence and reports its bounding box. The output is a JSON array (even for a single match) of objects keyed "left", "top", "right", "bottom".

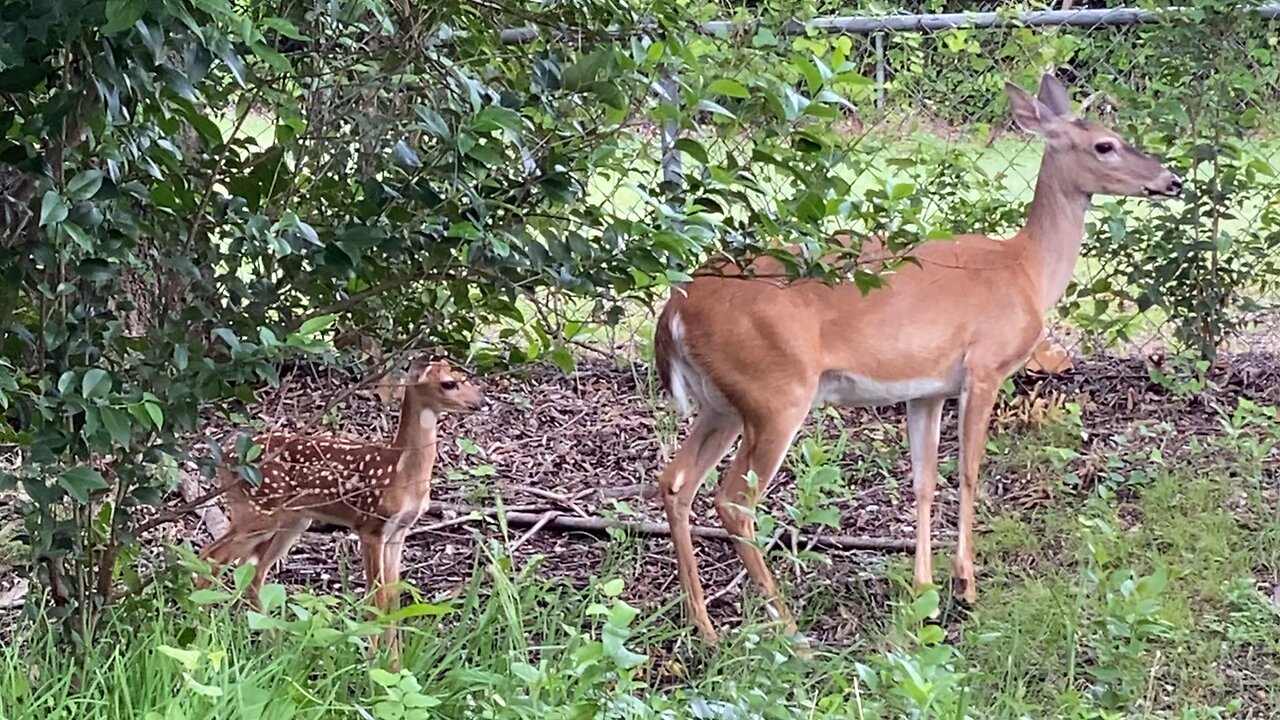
[{"left": 566, "top": 3, "right": 1280, "bottom": 369}]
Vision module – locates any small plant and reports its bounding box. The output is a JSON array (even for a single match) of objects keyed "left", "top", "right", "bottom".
[
  {"left": 1147, "top": 353, "right": 1213, "bottom": 399},
  {"left": 368, "top": 667, "right": 442, "bottom": 720},
  {"left": 1204, "top": 576, "right": 1280, "bottom": 648},
  {"left": 1214, "top": 397, "right": 1280, "bottom": 472},
  {"left": 855, "top": 588, "right": 974, "bottom": 719},
  {"left": 786, "top": 428, "right": 852, "bottom": 530},
  {"left": 1075, "top": 513, "right": 1176, "bottom": 713}
]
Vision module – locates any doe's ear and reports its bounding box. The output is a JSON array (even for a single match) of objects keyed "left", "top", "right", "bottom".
[
  {"left": 1007, "top": 81, "right": 1051, "bottom": 135},
  {"left": 1036, "top": 73, "right": 1072, "bottom": 118}
]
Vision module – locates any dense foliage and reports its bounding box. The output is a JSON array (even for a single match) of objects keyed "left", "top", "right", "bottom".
[{"left": 2, "top": 0, "right": 1280, "bottom": 660}]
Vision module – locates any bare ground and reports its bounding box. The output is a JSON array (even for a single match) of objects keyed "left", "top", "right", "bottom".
[{"left": 147, "top": 349, "right": 1280, "bottom": 648}]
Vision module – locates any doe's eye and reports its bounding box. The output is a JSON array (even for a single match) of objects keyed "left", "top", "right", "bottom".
[
  {"left": 440, "top": 380, "right": 458, "bottom": 391},
  {"left": 1094, "top": 141, "right": 1116, "bottom": 155}
]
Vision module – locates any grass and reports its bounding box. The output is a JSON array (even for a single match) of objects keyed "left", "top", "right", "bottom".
[{"left": 4, "top": 377, "right": 1279, "bottom": 719}]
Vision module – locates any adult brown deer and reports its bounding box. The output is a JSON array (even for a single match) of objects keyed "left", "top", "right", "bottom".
[
  {"left": 651, "top": 73, "right": 1182, "bottom": 645},
  {"left": 197, "top": 356, "right": 487, "bottom": 667}
]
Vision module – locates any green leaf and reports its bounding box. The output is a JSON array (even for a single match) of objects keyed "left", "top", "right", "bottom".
[
  {"left": 391, "top": 140, "right": 422, "bottom": 169},
  {"left": 674, "top": 138, "right": 709, "bottom": 164},
  {"left": 369, "top": 668, "right": 400, "bottom": 688},
  {"left": 510, "top": 661, "right": 540, "bottom": 684},
  {"left": 100, "top": 406, "right": 132, "bottom": 446},
  {"left": 257, "top": 583, "right": 286, "bottom": 612},
  {"left": 182, "top": 673, "right": 224, "bottom": 698},
  {"left": 547, "top": 347, "right": 576, "bottom": 375},
  {"left": 22, "top": 478, "right": 64, "bottom": 506},
  {"left": 59, "top": 466, "right": 109, "bottom": 503},
  {"left": 600, "top": 578, "right": 624, "bottom": 597},
  {"left": 77, "top": 258, "right": 115, "bottom": 282},
  {"left": 383, "top": 602, "right": 455, "bottom": 622},
  {"left": 707, "top": 78, "right": 750, "bottom": 99},
  {"left": 128, "top": 403, "right": 152, "bottom": 430},
  {"left": 39, "top": 191, "right": 68, "bottom": 227},
  {"left": 102, "top": 0, "right": 147, "bottom": 34},
  {"left": 910, "top": 589, "right": 940, "bottom": 622},
  {"left": 261, "top": 16, "right": 307, "bottom": 40},
  {"left": 888, "top": 180, "right": 916, "bottom": 201},
  {"left": 296, "top": 314, "right": 337, "bottom": 338},
  {"left": 472, "top": 106, "right": 524, "bottom": 138},
  {"left": 212, "top": 328, "right": 240, "bottom": 351},
  {"left": 81, "top": 368, "right": 112, "bottom": 400},
  {"left": 246, "top": 611, "right": 285, "bottom": 631},
  {"left": 189, "top": 588, "right": 233, "bottom": 605},
  {"left": 67, "top": 170, "right": 105, "bottom": 201},
  {"left": 63, "top": 223, "right": 95, "bottom": 251},
  {"left": 414, "top": 107, "right": 449, "bottom": 138},
  {"left": 145, "top": 402, "right": 164, "bottom": 431},
  {"left": 157, "top": 644, "right": 201, "bottom": 671},
  {"left": 249, "top": 42, "right": 292, "bottom": 74},
  {"left": 917, "top": 623, "right": 946, "bottom": 646},
  {"left": 693, "top": 99, "right": 736, "bottom": 120}
]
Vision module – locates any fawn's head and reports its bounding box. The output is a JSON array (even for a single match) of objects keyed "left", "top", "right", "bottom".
[
  {"left": 1007, "top": 73, "right": 1182, "bottom": 201},
  {"left": 402, "top": 357, "right": 487, "bottom": 414}
]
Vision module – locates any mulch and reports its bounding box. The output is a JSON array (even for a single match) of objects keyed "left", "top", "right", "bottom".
[{"left": 151, "top": 348, "right": 1280, "bottom": 646}]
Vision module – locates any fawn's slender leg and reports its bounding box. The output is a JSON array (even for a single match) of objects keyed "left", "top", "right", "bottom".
[
  {"left": 197, "top": 525, "right": 273, "bottom": 593},
  {"left": 714, "top": 404, "right": 809, "bottom": 638},
  {"left": 246, "top": 519, "right": 311, "bottom": 603},
  {"left": 380, "top": 526, "right": 411, "bottom": 669},
  {"left": 359, "top": 529, "right": 391, "bottom": 663},
  {"left": 906, "top": 397, "right": 945, "bottom": 592},
  {"left": 658, "top": 412, "right": 742, "bottom": 643},
  {"left": 954, "top": 377, "right": 999, "bottom": 603}
]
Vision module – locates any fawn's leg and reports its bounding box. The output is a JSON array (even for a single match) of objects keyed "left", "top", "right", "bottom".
[
  {"left": 197, "top": 525, "right": 273, "bottom": 597},
  {"left": 246, "top": 519, "right": 311, "bottom": 605},
  {"left": 359, "top": 529, "right": 391, "bottom": 664},
  {"left": 380, "top": 526, "right": 412, "bottom": 671}
]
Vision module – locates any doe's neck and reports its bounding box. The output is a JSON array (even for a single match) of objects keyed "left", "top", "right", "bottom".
[{"left": 1013, "top": 150, "right": 1092, "bottom": 314}]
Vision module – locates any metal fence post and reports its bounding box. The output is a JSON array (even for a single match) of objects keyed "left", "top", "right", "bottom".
[
  {"left": 659, "top": 68, "right": 682, "bottom": 189},
  {"left": 874, "top": 32, "right": 886, "bottom": 112}
]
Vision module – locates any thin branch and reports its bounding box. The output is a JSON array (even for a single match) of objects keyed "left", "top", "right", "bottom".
[
  {"left": 508, "top": 510, "right": 558, "bottom": 552},
  {"left": 416, "top": 501, "right": 946, "bottom": 552}
]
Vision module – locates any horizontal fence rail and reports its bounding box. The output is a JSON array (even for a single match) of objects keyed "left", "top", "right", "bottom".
[{"left": 498, "top": 3, "right": 1280, "bottom": 43}]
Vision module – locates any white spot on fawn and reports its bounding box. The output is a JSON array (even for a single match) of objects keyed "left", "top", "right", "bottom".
[{"left": 670, "top": 470, "right": 686, "bottom": 494}]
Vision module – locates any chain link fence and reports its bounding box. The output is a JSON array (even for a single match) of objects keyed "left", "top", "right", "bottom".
[{"left": 575, "top": 3, "right": 1280, "bottom": 370}]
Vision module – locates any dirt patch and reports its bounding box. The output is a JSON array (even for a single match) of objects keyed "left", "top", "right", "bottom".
[{"left": 153, "top": 348, "right": 1280, "bottom": 645}]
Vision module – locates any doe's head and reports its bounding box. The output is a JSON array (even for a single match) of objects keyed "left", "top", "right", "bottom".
[
  {"left": 1007, "top": 73, "right": 1182, "bottom": 201},
  {"left": 405, "top": 356, "right": 488, "bottom": 414}
]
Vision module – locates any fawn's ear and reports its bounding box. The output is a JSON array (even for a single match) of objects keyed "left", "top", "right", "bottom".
[{"left": 375, "top": 370, "right": 405, "bottom": 404}]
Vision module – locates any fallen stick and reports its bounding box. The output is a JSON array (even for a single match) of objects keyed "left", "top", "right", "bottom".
[
  {"left": 417, "top": 501, "right": 950, "bottom": 552},
  {"left": 509, "top": 511, "right": 559, "bottom": 553}
]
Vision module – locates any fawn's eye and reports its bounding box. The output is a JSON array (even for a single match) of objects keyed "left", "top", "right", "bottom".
[
  {"left": 440, "top": 380, "right": 458, "bottom": 391},
  {"left": 1094, "top": 141, "right": 1116, "bottom": 155}
]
